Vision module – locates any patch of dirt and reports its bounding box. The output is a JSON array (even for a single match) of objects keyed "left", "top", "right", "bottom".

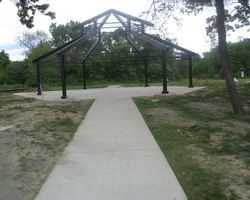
[
  {"left": 188, "top": 145, "right": 250, "bottom": 199},
  {"left": 0, "top": 94, "right": 93, "bottom": 200},
  {"left": 188, "top": 101, "right": 229, "bottom": 118}
]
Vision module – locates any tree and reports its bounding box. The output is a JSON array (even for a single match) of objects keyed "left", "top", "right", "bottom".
[
  {"left": 27, "top": 41, "right": 54, "bottom": 83},
  {"left": 215, "top": 0, "right": 245, "bottom": 115},
  {"left": 3, "top": 60, "right": 28, "bottom": 84},
  {"left": 49, "top": 21, "right": 81, "bottom": 47},
  {"left": 10, "top": 0, "right": 56, "bottom": 28},
  {"left": 227, "top": 39, "right": 250, "bottom": 75},
  {"left": 0, "top": 50, "right": 10, "bottom": 70},
  {"left": 0, "top": 50, "right": 10, "bottom": 84},
  {"left": 147, "top": 0, "right": 249, "bottom": 115},
  {"left": 16, "top": 30, "right": 50, "bottom": 56}
]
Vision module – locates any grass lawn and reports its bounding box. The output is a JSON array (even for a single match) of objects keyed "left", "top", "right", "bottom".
[{"left": 134, "top": 84, "right": 250, "bottom": 200}]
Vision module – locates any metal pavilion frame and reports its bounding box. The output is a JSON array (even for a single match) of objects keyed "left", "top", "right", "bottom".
[{"left": 33, "top": 9, "right": 196, "bottom": 99}]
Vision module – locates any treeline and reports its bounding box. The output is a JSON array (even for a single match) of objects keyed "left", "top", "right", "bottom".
[
  {"left": 193, "top": 38, "right": 250, "bottom": 80},
  {"left": 0, "top": 20, "right": 250, "bottom": 86}
]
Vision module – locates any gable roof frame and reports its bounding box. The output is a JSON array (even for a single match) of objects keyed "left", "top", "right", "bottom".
[{"left": 32, "top": 9, "right": 196, "bottom": 98}]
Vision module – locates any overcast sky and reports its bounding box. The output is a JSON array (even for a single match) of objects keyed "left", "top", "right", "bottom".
[{"left": 0, "top": 0, "right": 248, "bottom": 61}]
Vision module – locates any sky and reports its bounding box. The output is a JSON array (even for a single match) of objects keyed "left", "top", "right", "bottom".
[{"left": 0, "top": 0, "right": 248, "bottom": 61}]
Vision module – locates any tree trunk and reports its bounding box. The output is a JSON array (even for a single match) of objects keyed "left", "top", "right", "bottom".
[{"left": 215, "top": 0, "right": 245, "bottom": 115}]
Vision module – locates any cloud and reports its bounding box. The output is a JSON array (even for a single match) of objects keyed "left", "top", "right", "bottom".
[
  {"left": 3, "top": 45, "right": 25, "bottom": 61},
  {"left": 7, "top": 50, "right": 25, "bottom": 61},
  {"left": 0, "top": 1, "right": 27, "bottom": 60}
]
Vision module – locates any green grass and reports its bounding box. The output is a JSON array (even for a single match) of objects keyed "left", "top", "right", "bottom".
[{"left": 134, "top": 85, "right": 250, "bottom": 200}]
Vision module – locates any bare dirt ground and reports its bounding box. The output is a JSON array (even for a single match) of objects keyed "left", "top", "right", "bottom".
[{"left": 0, "top": 93, "right": 93, "bottom": 200}]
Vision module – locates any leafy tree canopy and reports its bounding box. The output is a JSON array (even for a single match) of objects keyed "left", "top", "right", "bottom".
[
  {"left": 49, "top": 20, "right": 81, "bottom": 47},
  {"left": 0, "top": 50, "right": 10, "bottom": 70},
  {"left": 10, "top": 0, "right": 56, "bottom": 28},
  {"left": 16, "top": 30, "right": 50, "bottom": 56}
]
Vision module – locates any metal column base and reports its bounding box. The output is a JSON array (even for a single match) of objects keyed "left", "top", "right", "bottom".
[
  {"left": 61, "top": 96, "right": 67, "bottom": 99},
  {"left": 188, "top": 86, "right": 194, "bottom": 88},
  {"left": 162, "top": 91, "right": 169, "bottom": 94}
]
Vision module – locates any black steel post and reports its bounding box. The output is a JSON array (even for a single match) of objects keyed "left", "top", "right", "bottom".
[
  {"left": 126, "top": 32, "right": 149, "bottom": 87},
  {"left": 60, "top": 55, "right": 67, "bottom": 99},
  {"left": 81, "top": 26, "right": 85, "bottom": 36},
  {"left": 162, "top": 50, "right": 169, "bottom": 94},
  {"left": 36, "top": 62, "right": 42, "bottom": 95},
  {"left": 83, "top": 61, "right": 87, "bottom": 90},
  {"left": 94, "top": 20, "right": 97, "bottom": 29},
  {"left": 128, "top": 19, "right": 131, "bottom": 29},
  {"left": 144, "top": 60, "right": 149, "bottom": 87},
  {"left": 188, "top": 54, "right": 194, "bottom": 88},
  {"left": 141, "top": 23, "right": 145, "bottom": 33}
]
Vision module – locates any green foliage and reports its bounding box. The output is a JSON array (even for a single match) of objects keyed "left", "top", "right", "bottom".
[
  {"left": 1, "top": 60, "right": 29, "bottom": 85},
  {"left": 27, "top": 42, "right": 56, "bottom": 84},
  {"left": 0, "top": 50, "right": 10, "bottom": 84},
  {"left": 49, "top": 21, "right": 81, "bottom": 47},
  {"left": 12, "top": 0, "right": 55, "bottom": 28},
  {"left": 194, "top": 38, "right": 250, "bottom": 79},
  {"left": 228, "top": 39, "right": 250, "bottom": 75},
  {"left": 0, "top": 50, "right": 10, "bottom": 69},
  {"left": 15, "top": 30, "right": 50, "bottom": 56}
]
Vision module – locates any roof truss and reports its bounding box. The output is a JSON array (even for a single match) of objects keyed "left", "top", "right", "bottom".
[{"left": 33, "top": 9, "right": 195, "bottom": 64}]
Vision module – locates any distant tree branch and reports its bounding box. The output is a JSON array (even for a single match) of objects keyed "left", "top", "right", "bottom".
[{"left": 10, "top": 0, "right": 56, "bottom": 28}]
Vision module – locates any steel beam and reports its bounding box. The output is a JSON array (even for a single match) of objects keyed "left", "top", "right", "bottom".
[
  {"left": 60, "top": 55, "right": 67, "bottom": 99},
  {"left": 82, "top": 30, "right": 101, "bottom": 62},
  {"left": 57, "top": 29, "right": 99, "bottom": 56},
  {"left": 80, "top": 30, "right": 101, "bottom": 90},
  {"left": 110, "top": 9, "right": 154, "bottom": 27},
  {"left": 72, "top": 9, "right": 154, "bottom": 31},
  {"left": 141, "top": 23, "right": 145, "bottom": 33},
  {"left": 83, "top": 61, "right": 87, "bottom": 90},
  {"left": 72, "top": 10, "right": 112, "bottom": 31},
  {"left": 161, "top": 50, "right": 169, "bottom": 94},
  {"left": 127, "top": 29, "right": 169, "bottom": 51},
  {"left": 98, "top": 14, "right": 111, "bottom": 29},
  {"left": 126, "top": 35, "right": 146, "bottom": 59},
  {"left": 113, "top": 14, "right": 151, "bottom": 87},
  {"left": 32, "top": 37, "right": 80, "bottom": 63},
  {"left": 126, "top": 34, "right": 149, "bottom": 87},
  {"left": 144, "top": 60, "right": 149, "bottom": 87},
  {"left": 143, "top": 33, "right": 196, "bottom": 55},
  {"left": 113, "top": 13, "right": 127, "bottom": 27},
  {"left": 81, "top": 26, "right": 85, "bottom": 36},
  {"left": 188, "top": 54, "right": 194, "bottom": 88},
  {"left": 36, "top": 62, "right": 42, "bottom": 95}
]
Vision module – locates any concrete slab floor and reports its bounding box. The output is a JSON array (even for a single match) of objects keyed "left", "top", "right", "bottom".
[{"left": 16, "top": 86, "right": 204, "bottom": 200}]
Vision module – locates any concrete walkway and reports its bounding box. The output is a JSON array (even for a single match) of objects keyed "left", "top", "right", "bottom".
[{"left": 17, "top": 86, "right": 203, "bottom": 200}]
